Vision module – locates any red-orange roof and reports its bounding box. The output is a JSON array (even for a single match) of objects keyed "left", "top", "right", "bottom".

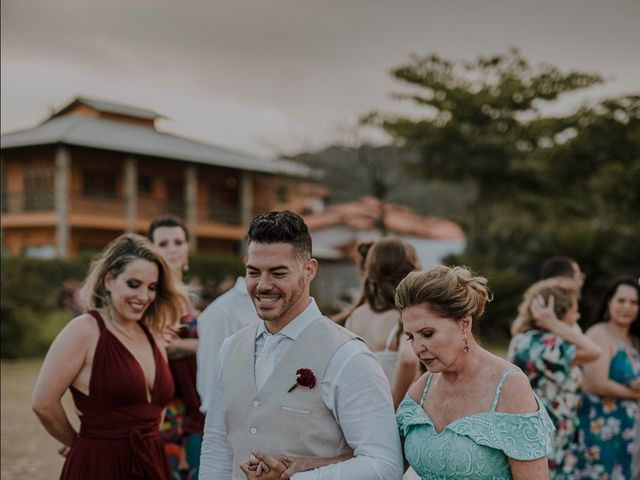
[{"left": 304, "top": 197, "right": 465, "bottom": 240}]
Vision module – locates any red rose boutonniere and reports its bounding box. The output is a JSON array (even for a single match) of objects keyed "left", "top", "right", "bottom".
[{"left": 287, "top": 368, "right": 316, "bottom": 392}]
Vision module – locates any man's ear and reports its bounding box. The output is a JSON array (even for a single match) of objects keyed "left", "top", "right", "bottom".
[{"left": 305, "top": 258, "right": 318, "bottom": 282}]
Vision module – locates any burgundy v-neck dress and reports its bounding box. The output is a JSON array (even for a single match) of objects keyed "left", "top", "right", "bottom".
[{"left": 60, "top": 310, "right": 174, "bottom": 479}]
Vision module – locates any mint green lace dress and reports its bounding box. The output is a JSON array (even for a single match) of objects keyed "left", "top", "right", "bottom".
[{"left": 396, "top": 369, "right": 555, "bottom": 479}]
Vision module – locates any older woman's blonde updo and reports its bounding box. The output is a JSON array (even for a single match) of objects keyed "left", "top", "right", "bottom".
[{"left": 394, "top": 265, "right": 492, "bottom": 324}]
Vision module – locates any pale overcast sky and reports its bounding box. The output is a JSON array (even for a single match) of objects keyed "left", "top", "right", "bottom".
[{"left": 2, "top": 0, "right": 639, "bottom": 157}]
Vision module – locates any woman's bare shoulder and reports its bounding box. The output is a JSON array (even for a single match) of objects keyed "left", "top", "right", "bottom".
[
  {"left": 345, "top": 304, "right": 372, "bottom": 330},
  {"left": 406, "top": 372, "right": 430, "bottom": 404},
  {"left": 586, "top": 322, "right": 611, "bottom": 338},
  {"left": 63, "top": 312, "right": 100, "bottom": 338},
  {"left": 45, "top": 312, "right": 100, "bottom": 358},
  {"left": 495, "top": 369, "right": 538, "bottom": 414}
]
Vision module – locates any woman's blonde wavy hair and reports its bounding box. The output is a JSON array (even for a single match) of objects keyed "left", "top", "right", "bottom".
[
  {"left": 511, "top": 277, "right": 578, "bottom": 335},
  {"left": 79, "top": 233, "right": 186, "bottom": 334}
]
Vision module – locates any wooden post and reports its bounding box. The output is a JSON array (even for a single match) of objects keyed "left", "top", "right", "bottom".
[
  {"left": 185, "top": 165, "right": 198, "bottom": 250},
  {"left": 55, "top": 146, "right": 70, "bottom": 258},
  {"left": 124, "top": 156, "right": 138, "bottom": 233},
  {"left": 240, "top": 172, "right": 253, "bottom": 229}
]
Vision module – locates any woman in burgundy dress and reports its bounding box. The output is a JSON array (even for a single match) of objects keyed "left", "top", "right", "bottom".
[{"left": 32, "top": 233, "right": 186, "bottom": 479}]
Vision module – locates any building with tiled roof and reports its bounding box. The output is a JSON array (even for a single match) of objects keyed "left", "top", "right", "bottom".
[{"left": 1, "top": 96, "right": 317, "bottom": 257}]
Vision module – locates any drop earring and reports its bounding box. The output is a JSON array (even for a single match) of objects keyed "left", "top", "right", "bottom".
[{"left": 463, "top": 333, "right": 470, "bottom": 353}]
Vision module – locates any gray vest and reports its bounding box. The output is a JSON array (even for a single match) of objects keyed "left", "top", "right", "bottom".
[{"left": 220, "top": 317, "right": 357, "bottom": 480}]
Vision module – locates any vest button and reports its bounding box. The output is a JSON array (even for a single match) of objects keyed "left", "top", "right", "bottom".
[
  {"left": 253, "top": 400, "right": 260, "bottom": 407},
  {"left": 250, "top": 427, "right": 257, "bottom": 434}
]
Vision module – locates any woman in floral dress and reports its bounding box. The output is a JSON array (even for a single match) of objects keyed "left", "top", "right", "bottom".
[
  {"left": 149, "top": 216, "right": 204, "bottom": 480},
  {"left": 508, "top": 278, "right": 601, "bottom": 479},
  {"left": 571, "top": 277, "right": 640, "bottom": 480}
]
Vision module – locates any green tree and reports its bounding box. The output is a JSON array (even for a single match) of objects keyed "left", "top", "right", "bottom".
[{"left": 372, "top": 49, "right": 639, "bottom": 334}]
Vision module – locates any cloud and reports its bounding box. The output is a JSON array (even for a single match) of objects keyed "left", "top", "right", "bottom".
[{"left": 2, "top": 0, "right": 639, "bottom": 156}]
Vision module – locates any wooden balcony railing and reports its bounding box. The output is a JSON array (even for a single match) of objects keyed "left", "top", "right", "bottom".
[
  {"left": 2, "top": 190, "right": 55, "bottom": 213},
  {"left": 2, "top": 190, "right": 241, "bottom": 227},
  {"left": 138, "top": 194, "right": 186, "bottom": 220},
  {"left": 207, "top": 203, "right": 242, "bottom": 225}
]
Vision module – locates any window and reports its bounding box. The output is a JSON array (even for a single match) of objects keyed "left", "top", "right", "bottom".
[
  {"left": 276, "top": 185, "right": 288, "bottom": 203},
  {"left": 23, "top": 168, "right": 54, "bottom": 210},
  {"left": 138, "top": 175, "right": 153, "bottom": 194},
  {"left": 82, "top": 170, "right": 117, "bottom": 198},
  {"left": 208, "top": 176, "right": 240, "bottom": 224}
]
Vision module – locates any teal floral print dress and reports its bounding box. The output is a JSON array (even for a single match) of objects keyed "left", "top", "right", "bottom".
[
  {"left": 570, "top": 339, "right": 639, "bottom": 480},
  {"left": 508, "top": 330, "right": 582, "bottom": 479},
  {"left": 396, "top": 369, "right": 554, "bottom": 479}
]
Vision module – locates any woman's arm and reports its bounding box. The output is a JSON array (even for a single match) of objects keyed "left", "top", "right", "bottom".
[
  {"left": 497, "top": 371, "right": 551, "bottom": 480},
  {"left": 508, "top": 458, "right": 550, "bottom": 479},
  {"left": 32, "top": 315, "right": 94, "bottom": 447},
  {"left": 581, "top": 326, "right": 640, "bottom": 400},
  {"left": 531, "top": 295, "right": 602, "bottom": 365},
  {"left": 166, "top": 337, "right": 198, "bottom": 360},
  {"left": 392, "top": 338, "right": 420, "bottom": 409}
]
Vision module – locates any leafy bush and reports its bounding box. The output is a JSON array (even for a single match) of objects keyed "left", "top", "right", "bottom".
[
  {"left": 1, "top": 252, "right": 244, "bottom": 358},
  {"left": 185, "top": 252, "right": 245, "bottom": 308}
]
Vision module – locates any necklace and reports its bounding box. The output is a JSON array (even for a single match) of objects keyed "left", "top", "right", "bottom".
[{"left": 104, "top": 310, "right": 139, "bottom": 341}]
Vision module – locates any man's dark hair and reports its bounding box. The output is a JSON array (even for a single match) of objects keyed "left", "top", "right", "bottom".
[
  {"left": 247, "top": 211, "right": 312, "bottom": 260},
  {"left": 539, "top": 256, "right": 576, "bottom": 280}
]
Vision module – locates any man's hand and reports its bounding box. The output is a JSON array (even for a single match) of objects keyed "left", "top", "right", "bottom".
[
  {"left": 240, "top": 451, "right": 287, "bottom": 479},
  {"left": 239, "top": 450, "right": 354, "bottom": 479}
]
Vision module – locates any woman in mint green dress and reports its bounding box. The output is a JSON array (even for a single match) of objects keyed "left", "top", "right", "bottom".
[
  {"left": 570, "top": 277, "right": 640, "bottom": 479},
  {"left": 395, "top": 266, "right": 555, "bottom": 479},
  {"left": 507, "top": 278, "right": 601, "bottom": 479}
]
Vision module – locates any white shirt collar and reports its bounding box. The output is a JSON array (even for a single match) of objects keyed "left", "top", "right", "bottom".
[
  {"left": 233, "top": 276, "right": 248, "bottom": 296},
  {"left": 255, "top": 297, "right": 322, "bottom": 341}
]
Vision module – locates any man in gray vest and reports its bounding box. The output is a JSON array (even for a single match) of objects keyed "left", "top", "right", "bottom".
[{"left": 200, "top": 211, "right": 403, "bottom": 479}]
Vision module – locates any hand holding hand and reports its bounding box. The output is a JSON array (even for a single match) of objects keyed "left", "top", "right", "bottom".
[
  {"left": 531, "top": 294, "right": 559, "bottom": 330},
  {"left": 240, "top": 451, "right": 286, "bottom": 479}
]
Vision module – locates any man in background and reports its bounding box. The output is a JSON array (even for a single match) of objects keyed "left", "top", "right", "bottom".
[
  {"left": 540, "top": 255, "right": 585, "bottom": 292},
  {"left": 197, "top": 275, "right": 260, "bottom": 413}
]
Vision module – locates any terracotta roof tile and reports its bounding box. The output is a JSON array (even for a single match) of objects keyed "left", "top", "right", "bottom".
[{"left": 304, "top": 197, "right": 465, "bottom": 240}]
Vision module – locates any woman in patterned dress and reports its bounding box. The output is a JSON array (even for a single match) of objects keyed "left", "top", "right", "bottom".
[
  {"left": 394, "top": 266, "right": 555, "bottom": 479},
  {"left": 571, "top": 277, "right": 640, "bottom": 480},
  {"left": 149, "top": 216, "right": 204, "bottom": 480},
  {"left": 507, "top": 278, "right": 602, "bottom": 479}
]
